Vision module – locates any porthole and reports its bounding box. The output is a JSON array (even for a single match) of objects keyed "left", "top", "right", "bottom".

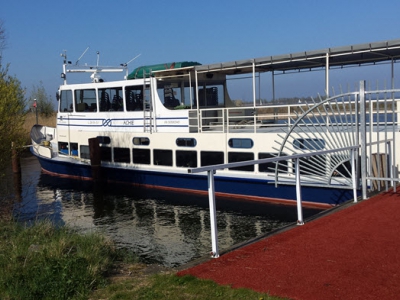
[
  {"left": 133, "top": 137, "right": 150, "bottom": 146},
  {"left": 228, "top": 138, "right": 253, "bottom": 149},
  {"left": 176, "top": 138, "right": 196, "bottom": 147}
]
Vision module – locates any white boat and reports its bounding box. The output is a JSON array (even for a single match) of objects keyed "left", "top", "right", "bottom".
[{"left": 31, "top": 39, "right": 400, "bottom": 208}]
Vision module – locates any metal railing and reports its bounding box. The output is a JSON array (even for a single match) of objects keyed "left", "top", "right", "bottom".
[
  {"left": 188, "top": 145, "right": 360, "bottom": 258},
  {"left": 187, "top": 81, "right": 400, "bottom": 258}
]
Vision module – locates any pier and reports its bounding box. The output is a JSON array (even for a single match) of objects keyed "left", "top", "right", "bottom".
[{"left": 178, "top": 189, "right": 400, "bottom": 299}]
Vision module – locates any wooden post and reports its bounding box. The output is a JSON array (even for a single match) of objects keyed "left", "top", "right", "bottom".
[
  {"left": 11, "top": 142, "right": 21, "bottom": 174},
  {"left": 89, "top": 138, "right": 102, "bottom": 181}
]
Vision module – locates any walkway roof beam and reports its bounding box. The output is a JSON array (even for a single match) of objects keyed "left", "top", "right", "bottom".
[{"left": 195, "top": 39, "right": 400, "bottom": 75}]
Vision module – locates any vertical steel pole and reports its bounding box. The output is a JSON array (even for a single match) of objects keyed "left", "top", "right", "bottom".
[
  {"left": 189, "top": 72, "right": 192, "bottom": 108},
  {"left": 325, "top": 53, "right": 330, "bottom": 97},
  {"left": 351, "top": 148, "right": 358, "bottom": 203},
  {"left": 252, "top": 61, "right": 256, "bottom": 107},
  {"left": 195, "top": 70, "right": 201, "bottom": 132},
  {"left": 359, "top": 81, "right": 368, "bottom": 199},
  {"left": 387, "top": 141, "right": 393, "bottom": 189},
  {"left": 207, "top": 170, "right": 219, "bottom": 258},
  {"left": 272, "top": 70, "right": 275, "bottom": 103},
  {"left": 391, "top": 58, "right": 396, "bottom": 189},
  {"left": 295, "top": 158, "right": 304, "bottom": 225}
]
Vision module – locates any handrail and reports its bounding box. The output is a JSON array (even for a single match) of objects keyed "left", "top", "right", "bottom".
[{"left": 188, "top": 145, "right": 360, "bottom": 258}]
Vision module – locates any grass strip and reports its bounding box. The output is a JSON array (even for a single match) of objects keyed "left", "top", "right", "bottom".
[{"left": 0, "top": 220, "right": 116, "bottom": 299}]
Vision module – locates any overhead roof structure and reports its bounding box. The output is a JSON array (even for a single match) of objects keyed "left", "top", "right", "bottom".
[
  {"left": 195, "top": 39, "right": 400, "bottom": 75},
  {"left": 149, "top": 39, "right": 400, "bottom": 99}
]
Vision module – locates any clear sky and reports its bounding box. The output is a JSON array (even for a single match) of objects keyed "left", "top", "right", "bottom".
[{"left": 1, "top": 0, "right": 400, "bottom": 105}]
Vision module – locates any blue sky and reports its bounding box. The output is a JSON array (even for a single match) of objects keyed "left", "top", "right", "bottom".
[{"left": 1, "top": 0, "right": 400, "bottom": 105}]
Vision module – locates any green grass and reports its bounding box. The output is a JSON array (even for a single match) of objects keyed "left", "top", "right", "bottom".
[
  {"left": 0, "top": 220, "right": 286, "bottom": 300},
  {"left": 91, "top": 272, "right": 285, "bottom": 300},
  {"left": 0, "top": 220, "right": 119, "bottom": 299}
]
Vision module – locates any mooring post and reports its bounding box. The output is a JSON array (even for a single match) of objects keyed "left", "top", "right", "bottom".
[
  {"left": 295, "top": 158, "right": 304, "bottom": 225},
  {"left": 11, "top": 142, "right": 21, "bottom": 174},
  {"left": 207, "top": 170, "right": 219, "bottom": 258},
  {"left": 89, "top": 138, "right": 102, "bottom": 181}
]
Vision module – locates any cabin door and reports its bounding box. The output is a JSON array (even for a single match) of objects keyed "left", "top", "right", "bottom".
[{"left": 58, "top": 90, "right": 73, "bottom": 152}]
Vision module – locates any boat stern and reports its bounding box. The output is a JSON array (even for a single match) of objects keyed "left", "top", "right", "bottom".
[{"left": 30, "top": 124, "right": 57, "bottom": 159}]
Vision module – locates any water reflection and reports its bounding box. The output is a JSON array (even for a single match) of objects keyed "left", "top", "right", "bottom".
[{"left": 13, "top": 156, "right": 323, "bottom": 267}]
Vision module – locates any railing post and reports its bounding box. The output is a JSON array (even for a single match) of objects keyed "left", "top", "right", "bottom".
[
  {"left": 295, "top": 158, "right": 304, "bottom": 225},
  {"left": 207, "top": 170, "right": 219, "bottom": 258},
  {"left": 351, "top": 148, "right": 358, "bottom": 203},
  {"left": 387, "top": 141, "right": 393, "bottom": 188},
  {"left": 359, "top": 81, "right": 368, "bottom": 199}
]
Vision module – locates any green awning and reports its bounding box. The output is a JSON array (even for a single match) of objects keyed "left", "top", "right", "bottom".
[{"left": 128, "top": 61, "right": 201, "bottom": 79}]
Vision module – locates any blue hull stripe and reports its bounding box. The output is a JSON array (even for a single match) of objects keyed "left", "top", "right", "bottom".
[{"left": 33, "top": 153, "right": 355, "bottom": 209}]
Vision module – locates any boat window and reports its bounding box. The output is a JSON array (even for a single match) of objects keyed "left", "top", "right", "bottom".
[
  {"left": 100, "top": 147, "right": 112, "bottom": 162},
  {"left": 125, "top": 86, "right": 143, "bottom": 111},
  {"left": 98, "top": 87, "right": 124, "bottom": 111},
  {"left": 293, "top": 138, "right": 325, "bottom": 150},
  {"left": 176, "top": 150, "right": 197, "bottom": 168},
  {"left": 59, "top": 90, "right": 73, "bottom": 112},
  {"left": 97, "top": 136, "right": 111, "bottom": 144},
  {"left": 197, "top": 86, "right": 220, "bottom": 107},
  {"left": 176, "top": 138, "right": 196, "bottom": 147},
  {"left": 201, "top": 151, "right": 224, "bottom": 167},
  {"left": 154, "top": 149, "right": 173, "bottom": 166},
  {"left": 58, "top": 142, "right": 69, "bottom": 155},
  {"left": 58, "top": 142, "right": 78, "bottom": 156},
  {"left": 161, "top": 84, "right": 181, "bottom": 108},
  {"left": 228, "top": 138, "right": 253, "bottom": 149},
  {"left": 156, "top": 82, "right": 188, "bottom": 109},
  {"left": 258, "top": 153, "right": 288, "bottom": 173},
  {"left": 74, "top": 89, "right": 96, "bottom": 112},
  {"left": 114, "top": 147, "right": 130, "bottom": 163},
  {"left": 228, "top": 152, "right": 254, "bottom": 171},
  {"left": 132, "top": 149, "right": 150, "bottom": 165},
  {"left": 133, "top": 137, "right": 150, "bottom": 146},
  {"left": 80, "top": 145, "right": 90, "bottom": 159}
]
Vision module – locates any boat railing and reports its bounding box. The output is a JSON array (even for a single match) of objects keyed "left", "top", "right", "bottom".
[{"left": 186, "top": 96, "right": 400, "bottom": 134}]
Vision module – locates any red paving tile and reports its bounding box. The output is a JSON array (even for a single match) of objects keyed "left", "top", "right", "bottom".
[{"left": 178, "top": 191, "right": 400, "bottom": 300}]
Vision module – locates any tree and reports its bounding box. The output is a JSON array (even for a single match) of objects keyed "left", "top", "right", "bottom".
[
  {"left": 30, "top": 81, "right": 55, "bottom": 117},
  {"left": 0, "top": 19, "right": 6, "bottom": 56},
  {"left": 0, "top": 64, "right": 26, "bottom": 171},
  {"left": 0, "top": 21, "right": 26, "bottom": 173}
]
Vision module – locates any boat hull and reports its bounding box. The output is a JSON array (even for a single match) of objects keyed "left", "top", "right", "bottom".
[{"left": 32, "top": 149, "right": 355, "bottom": 209}]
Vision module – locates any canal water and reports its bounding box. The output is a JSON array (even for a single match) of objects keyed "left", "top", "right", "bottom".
[{"left": 11, "top": 155, "right": 323, "bottom": 267}]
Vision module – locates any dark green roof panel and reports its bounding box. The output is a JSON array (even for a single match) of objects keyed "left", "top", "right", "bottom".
[{"left": 128, "top": 61, "right": 201, "bottom": 79}]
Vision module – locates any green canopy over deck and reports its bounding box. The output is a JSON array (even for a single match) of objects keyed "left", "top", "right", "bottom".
[{"left": 128, "top": 61, "right": 201, "bottom": 79}]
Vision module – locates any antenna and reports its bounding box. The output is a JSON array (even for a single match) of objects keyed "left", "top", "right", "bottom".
[
  {"left": 96, "top": 51, "right": 100, "bottom": 66},
  {"left": 60, "top": 50, "right": 67, "bottom": 63},
  {"left": 121, "top": 53, "right": 142, "bottom": 67},
  {"left": 75, "top": 47, "right": 89, "bottom": 65}
]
